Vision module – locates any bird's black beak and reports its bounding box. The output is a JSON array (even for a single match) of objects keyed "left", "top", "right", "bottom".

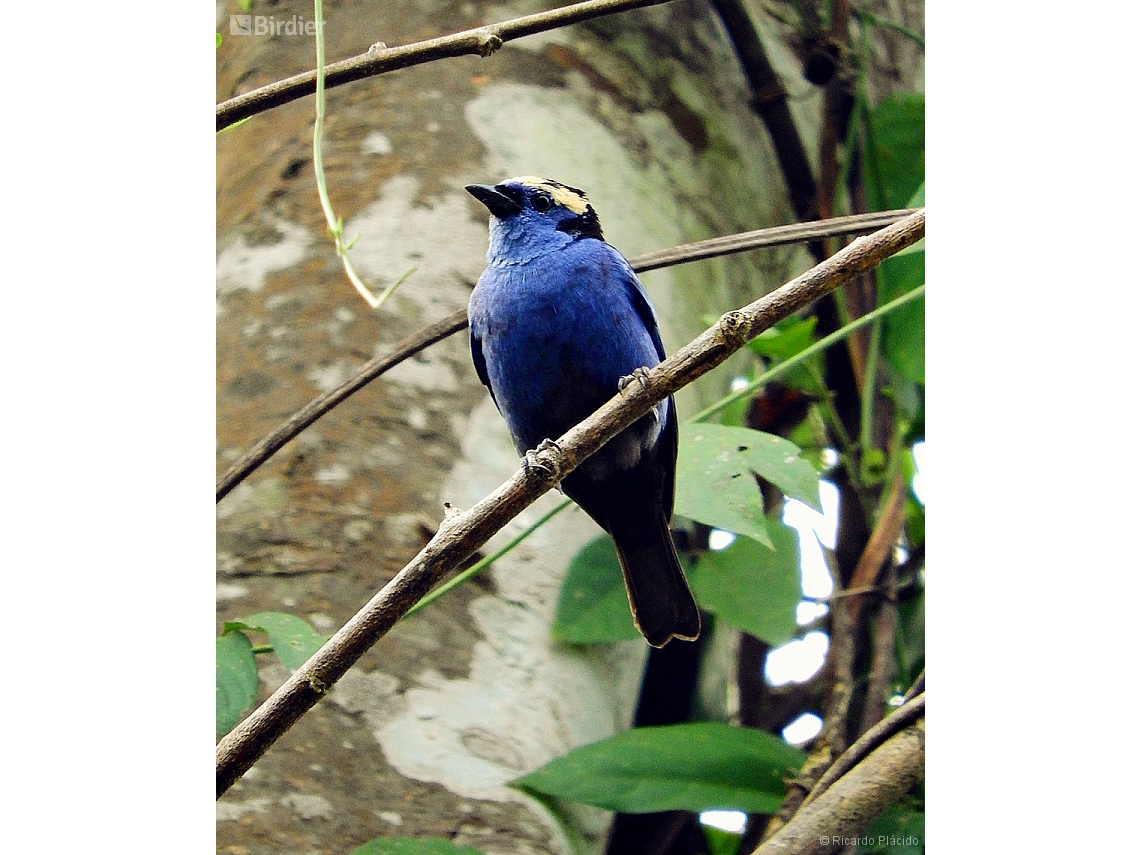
[{"left": 466, "top": 183, "right": 522, "bottom": 219}]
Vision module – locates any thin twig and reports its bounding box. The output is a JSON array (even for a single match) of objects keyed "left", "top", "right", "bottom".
[
  {"left": 215, "top": 210, "right": 925, "bottom": 797},
  {"left": 217, "top": 312, "right": 465, "bottom": 502},
  {"left": 857, "top": 558, "right": 898, "bottom": 735},
  {"left": 632, "top": 210, "right": 912, "bottom": 272},
  {"left": 217, "top": 209, "right": 916, "bottom": 502},
  {"left": 216, "top": 0, "right": 673, "bottom": 131},
  {"left": 845, "top": 468, "right": 907, "bottom": 628}
]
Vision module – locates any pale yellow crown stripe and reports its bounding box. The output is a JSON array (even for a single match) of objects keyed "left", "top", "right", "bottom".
[{"left": 507, "top": 175, "right": 591, "bottom": 216}]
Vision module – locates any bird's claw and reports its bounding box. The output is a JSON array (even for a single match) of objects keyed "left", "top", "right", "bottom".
[
  {"left": 522, "top": 439, "right": 562, "bottom": 484},
  {"left": 618, "top": 366, "right": 651, "bottom": 395}
]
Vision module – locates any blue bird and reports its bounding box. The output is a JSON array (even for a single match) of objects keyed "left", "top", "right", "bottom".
[{"left": 466, "top": 176, "right": 701, "bottom": 647}]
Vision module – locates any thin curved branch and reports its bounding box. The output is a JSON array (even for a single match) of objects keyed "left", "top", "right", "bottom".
[
  {"left": 803, "top": 692, "right": 925, "bottom": 809},
  {"left": 903, "top": 669, "right": 925, "bottom": 703},
  {"left": 630, "top": 209, "right": 912, "bottom": 272},
  {"left": 217, "top": 312, "right": 465, "bottom": 501},
  {"left": 216, "top": 0, "right": 673, "bottom": 131},
  {"left": 217, "top": 209, "right": 916, "bottom": 501},
  {"left": 216, "top": 209, "right": 925, "bottom": 797}
]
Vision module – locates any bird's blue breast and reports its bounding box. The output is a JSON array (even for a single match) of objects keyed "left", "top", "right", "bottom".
[{"left": 469, "top": 238, "right": 667, "bottom": 464}]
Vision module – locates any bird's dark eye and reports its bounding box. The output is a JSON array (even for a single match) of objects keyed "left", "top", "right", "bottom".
[{"left": 532, "top": 193, "right": 553, "bottom": 213}]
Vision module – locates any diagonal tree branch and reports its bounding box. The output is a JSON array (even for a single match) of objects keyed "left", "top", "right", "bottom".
[
  {"left": 804, "top": 692, "right": 925, "bottom": 810},
  {"left": 751, "top": 701, "right": 924, "bottom": 855},
  {"left": 217, "top": 209, "right": 917, "bottom": 501},
  {"left": 216, "top": 209, "right": 924, "bottom": 797},
  {"left": 217, "top": 0, "right": 673, "bottom": 131}
]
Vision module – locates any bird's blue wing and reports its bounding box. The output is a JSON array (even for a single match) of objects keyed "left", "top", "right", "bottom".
[
  {"left": 606, "top": 248, "right": 677, "bottom": 512},
  {"left": 612, "top": 252, "right": 667, "bottom": 362},
  {"left": 469, "top": 324, "right": 497, "bottom": 406}
]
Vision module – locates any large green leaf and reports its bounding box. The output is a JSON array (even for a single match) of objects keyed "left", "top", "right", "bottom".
[
  {"left": 676, "top": 425, "right": 821, "bottom": 548},
  {"left": 225, "top": 611, "right": 328, "bottom": 672},
  {"left": 510, "top": 722, "right": 805, "bottom": 814},
  {"left": 688, "top": 525, "right": 800, "bottom": 645},
  {"left": 350, "top": 838, "right": 487, "bottom": 855},
  {"left": 216, "top": 630, "right": 258, "bottom": 738},
  {"left": 865, "top": 95, "right": 924, "bottom": 386},
  {"left": 552, "top": 536, "right": 641, "bottom": 644},
  {"left": 865, "top": 93, "right": 925, "bottom": 211}
]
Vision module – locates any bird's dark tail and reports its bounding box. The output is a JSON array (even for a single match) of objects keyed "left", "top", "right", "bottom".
[{"left": 609, "top": 510, "right": 701, "bottom": 648}]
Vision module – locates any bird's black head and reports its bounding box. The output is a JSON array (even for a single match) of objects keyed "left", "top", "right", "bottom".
[{"left": 466, "top": 176, "right": 604, "bottom": 242}]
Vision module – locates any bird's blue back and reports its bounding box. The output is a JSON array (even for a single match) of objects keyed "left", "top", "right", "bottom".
[
  {"left": 466, "top": 176, "right": 699, "bottom": 646},
  {"left": 470, "top": 237, "right": 667, "bottom": 459}
]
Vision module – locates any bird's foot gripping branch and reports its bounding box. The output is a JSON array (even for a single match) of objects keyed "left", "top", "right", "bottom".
[{"left": 522, "top": 439, "right": 564, "bottom": 485}]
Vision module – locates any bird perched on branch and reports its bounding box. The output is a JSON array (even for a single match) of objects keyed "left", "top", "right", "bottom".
[{"left": 466, "top": 176, "right": 701, "bottom": 647}]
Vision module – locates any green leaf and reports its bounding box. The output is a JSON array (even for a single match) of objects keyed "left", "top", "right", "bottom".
[
  {"left": 865, "top": 93, "right": 925, "bottom": 211},
  {"left": 895, "top": 590, "right": 925, "bottom": 682},
  {"left": 748, "top": 317, "right": 818, "bottom": 361},
  {"left": 878, "top": 255, "right": 924, "bottom": 385},
  {"left": 747, "top": 317, "right": 820, "bottom": 391},
  {"left": 510, "top": 722, "right": 805, "bottom": 814},
  {"left": 688, "top": 526, "right": 800, "bottom": 645},
  {"left": 904, "top": 494, "right": 925, "bottom": 544},
  {"left": 676, "top": 425, "right": 822, "bottom": 548},
  {"left": 702, "top": 826, "right": 744, "bottom": 855},
  {"left": 888, "top": 370, "right": 923, "bottom": 427},
  {"left": 350, "top": 838, "right": 487, "bottom": 855},
  {"left": 856, "top": 804, "right": 925, "bottom": 855},
  {"left": 866, "top": 92, "right": 924, "bottom": 387},
  {"left": 225, "top": 612, "right": 328, "bottom": 672},
  {"left": 216, "top": 630, "right": 258, "bottom": 738},
  {"left": 552, "top": 536, "right": 642, "bottom": 644}
]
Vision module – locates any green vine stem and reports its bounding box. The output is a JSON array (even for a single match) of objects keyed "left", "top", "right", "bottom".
[
  {"left": 689, "top": 283, "right": 926, "bottom": 424},
  {"left": 313, "top": 0, "right": 412, "bottom": 308}
]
